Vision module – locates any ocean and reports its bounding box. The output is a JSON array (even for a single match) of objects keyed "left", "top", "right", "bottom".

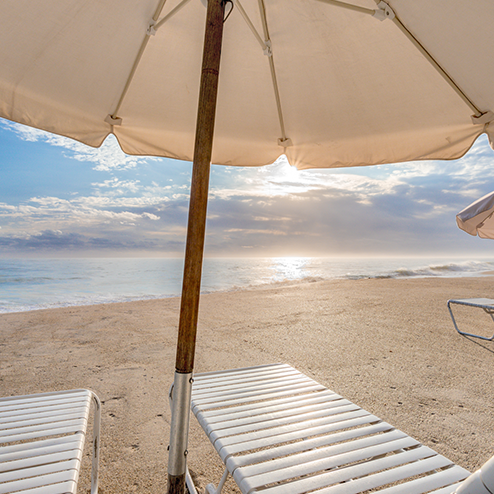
[{"left": 0, "top": 257, "right": 493, "bottom": 314}]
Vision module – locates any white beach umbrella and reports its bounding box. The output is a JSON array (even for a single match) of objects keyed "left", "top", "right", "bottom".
[
  {"left": 457, "top": 191, "right": 494, "bottom": 239},
  {"left": 2, "top": 1, "right": 494, "bottom": 168},
  {"left": 1, "top": 1, "right": 494, "bottom": 492}
]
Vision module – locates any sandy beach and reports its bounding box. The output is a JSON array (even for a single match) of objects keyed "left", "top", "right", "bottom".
[{"left": 2, "top": 275, "right": 494, "bottom": 493}]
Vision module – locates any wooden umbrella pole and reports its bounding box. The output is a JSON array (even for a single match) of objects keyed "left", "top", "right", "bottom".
[{"left": 167, "top": 1, "right": 225, "bottom": 493}]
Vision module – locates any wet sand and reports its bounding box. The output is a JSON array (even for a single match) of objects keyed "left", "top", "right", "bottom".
[{"left": 1, "top": 276, "right": 494, "bottom": 493}]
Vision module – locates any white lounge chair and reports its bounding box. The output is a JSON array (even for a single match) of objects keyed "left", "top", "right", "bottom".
[
  {"left": 448, "top": 298, "right": 494, "bottom": 341},
  {"left": 189, "top": 363, "right": 492, "bottom": 494},
  {"left": 0, "top": 389, "right": 101, "bottom": 494}
]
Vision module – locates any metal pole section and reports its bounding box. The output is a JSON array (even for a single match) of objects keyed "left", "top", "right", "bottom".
[{"left": 167, "top": 1, "right": 225, "bottom": 493}]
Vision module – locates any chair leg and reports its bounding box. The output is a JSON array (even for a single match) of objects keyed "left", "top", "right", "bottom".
[
  {"left": 186, "top": 466, "right": 198, "bottom": 494},
  {"left": 90, "top": 391, "right": 102, "bottom": 494},
  {"left": 484, "top": 308, "right": 494, "bottom": 340},
  {"left": 447, "top": 301, "right": 494, "bottom": 340},
  {"left": 206, "top": 467, "right": 230, "bottom": 494}
]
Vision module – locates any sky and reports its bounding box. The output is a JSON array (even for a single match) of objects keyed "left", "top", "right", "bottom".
[{"left": 1, "top": 117, "right": 494, "bottom": 259}]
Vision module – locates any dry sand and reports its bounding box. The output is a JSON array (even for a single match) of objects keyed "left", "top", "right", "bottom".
[{"left": 2, "top": 276, "right": 494, "bottom": 493}]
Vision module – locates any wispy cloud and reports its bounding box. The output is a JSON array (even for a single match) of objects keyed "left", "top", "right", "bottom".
[
  {"left": 2, "top": 121, "right": 154, "bottom": 171},
  {"left": 92, "top": 178, "right": 141, "bottom": 193},
  {"left": 0, "top": 229, "right": 165, "bottom": 252},
  {"left": 0, "top": 196, "right": 162, "bottom": 233}
]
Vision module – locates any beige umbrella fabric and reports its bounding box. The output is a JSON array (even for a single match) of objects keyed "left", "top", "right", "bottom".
[
  {"left": 457, "top": 191, "right": 494, "bottom": 239},
  {"left": 0, "top": 0, "right": 493, "bottom": 169}
]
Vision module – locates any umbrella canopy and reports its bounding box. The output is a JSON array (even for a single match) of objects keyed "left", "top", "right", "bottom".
[
  {"left": 457, "top": 191, "right": 494, "bottom": 239},
  {"left": 1, "top": 1, "right": 494, "bottom": 493},
  {"left": 0, "top": 0, "right": 493, "bottom": 169}
]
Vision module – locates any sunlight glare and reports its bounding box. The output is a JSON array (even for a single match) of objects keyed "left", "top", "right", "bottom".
[
  {"left": 257, "top": 158, "right": 312, "bottom": 196},
  {"left": 270, "top": 257, "right": 310, "bottom": 282},
  {"left": 271, "top": 158, "right": 300, "bottom": 182}
]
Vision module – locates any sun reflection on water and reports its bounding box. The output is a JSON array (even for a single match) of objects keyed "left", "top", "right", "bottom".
[{"left": 269, "top": 257, "right": 311, "bottom": 282}]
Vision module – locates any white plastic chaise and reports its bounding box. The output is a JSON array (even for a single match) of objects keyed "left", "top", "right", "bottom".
[
  {"left": 0, "top": 389, "right": 101, "bottom": 494},
  {"left": 190, "top": 363, "right": 492, "bottom": 494}
]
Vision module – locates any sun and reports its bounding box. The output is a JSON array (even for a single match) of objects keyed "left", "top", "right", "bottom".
[
  {"left": 269, "top": 155, "right": 300, "bottom": 181},
  {"left": 278, "top": 161, "right": 301, "bottom": 181}
]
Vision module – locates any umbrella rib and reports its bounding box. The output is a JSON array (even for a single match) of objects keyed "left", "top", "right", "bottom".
[
  {"left": 256, "top": 0, "right": 290, "bottom": 146},
  {"left": 108, "top": 0, "right": 182, "bottom": 122},
  {"left": 155, "top": 0, "right": 194, "bottom": 31},
  {"left": 388, "top": 11, "right": 483, "bottom": 118},
  {"left": 110, "top": 36, "right": 152, "bottom": 121},
  {"left": 373, "top": 0, "right": 488, "bottom": 120},
  {"left": 234, "top": 0, "right": 269, "bottom": 53},
  {"left": 235, "top": 0, "right": 289, "bottom": 145},
  {"left": 234, "top": 0, "right": 290, "bottom": 145},
  {"left": 315, "top": 0, "right": 488, "bottom": 121},
  {"left": 315, "top": 0, "right": 376, "bottom": 16}
]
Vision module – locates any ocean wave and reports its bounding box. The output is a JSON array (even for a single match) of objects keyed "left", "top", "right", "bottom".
[
  {"left": 0, "top": 276, "right": 56, "bottom": 284},
  {"left": 343, "top": 260, "right": 494, "bottom": 281},
  {"left": 1, "top": 257, "right": 494, "bottom": 314},
  {"left": 0, "top": 293, "right": 174, "bottom": 314}
]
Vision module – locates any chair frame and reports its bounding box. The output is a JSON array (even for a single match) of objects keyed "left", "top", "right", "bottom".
[
  {"left": 448, "top": 298, "right": 494, "bottom": 341},
  {"left": 188, "top": 363, "right": 470, "bottom": 494}
]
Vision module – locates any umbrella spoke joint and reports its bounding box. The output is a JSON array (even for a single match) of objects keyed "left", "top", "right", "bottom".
[
  {"left": 147, "top": 20, "right": 157, "bottom": 36},
  {"left": 263, "top": 39, "right": 272, "bottom": 57},
  {"left": 472, "top": 111, "right": 494, "bottom": 126},
  {"left": 278, "top": 137, "right": 292, "bottom": 148},
  {"left": 104, "top": 114, "right": 122, "bottom": 126},
  {"left": 373, "top": 1, "right": 395, "bottom": 21}
]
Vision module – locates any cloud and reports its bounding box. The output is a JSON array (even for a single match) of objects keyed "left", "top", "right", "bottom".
[
  {"left": 92, "top": 178, "right": 141, "bottom": 192},
  {"left": 0, "top": 229, "right": 166, "bottom": 252},
  {"left": 2, "top": 119, "right": 494, "bottom": 256},
  {"left": 2, "top": 121, "right": 154, "bottom": 171},
  {"left": 210, "top": 165, "right": 402, "bottom": 204},
  {"left": 201, "top": 139, "right": 494, "bottom": 256},
  {"left": 142, "top": 212, "right": 160, "bottom": 220},
  {"left": 0, "top": 196, "right": 162, "bottom": 233}
]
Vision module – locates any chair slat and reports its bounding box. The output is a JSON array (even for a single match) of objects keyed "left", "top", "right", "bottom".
[
  {"left": 258, "top": 450, "right": 451, "bottom": 494},
  {"left": 203, "top": 398, "right": 354, "bottom": 435},
  {"left": 193, "top": 367, "right": 301, "bottom": 390},
  {"left": 236, "top": 437, "right": 428, "bottom": 492},
  {"left": 225, "top": 421, "right": 394, "bottom": 470},
  {"left": 220, "top": 412, "right": 381, "bottom": 461},
  {"left": 209, "top": 403, "right": 361, "bottom": 442},
  {"left": 0, "top": 403, "right": 89, "bottom": 421},
  {"left": 214, "top": 409, "right": 371, "bottom": 451},
  {"left": 0, "top": 469, "right": 79, "bottom": 494},
  {"left": 0, "top": 419, "right": 87, "bottom": 444},
  {"left": 0, "top": 459, "right": 80, "bottom": 484},
  {"left": 199, "top": 390, "right": 341, "bottom": 421},
  {"left": 0, "top": 449, "right": 83, "bottom": 475},
  {"left": 0, "top": 435, "right": 83, "bottom": 459},
  {"left": 377, "top": 465, "right": 469, "bottom": 493},
  {"left": 232, "top": 428, "right": 408, "bottom": 476},
  {"left": 0, "top": 410, "right": 90, "bottom": 430}
]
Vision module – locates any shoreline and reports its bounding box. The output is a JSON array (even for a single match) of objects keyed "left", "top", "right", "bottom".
[
  {"left": 2, "top": 256, "right": 494, "bottom": 316},
  {"left": 2, "top": 271, "right": 494, "bottom": 315},
  {"left": 1, "top": 276, "right": 494, "bottom": 493}
]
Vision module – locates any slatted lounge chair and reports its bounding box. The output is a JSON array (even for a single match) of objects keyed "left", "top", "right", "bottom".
[
  {"left": 189, "top": 363, "right": 491, "bottom": 494},
  {"left": 0, "top": 389, "right": 101, "bottom": 494},
  {"left": 447, "top": 298, "right": 494, "bottom": 341}
]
